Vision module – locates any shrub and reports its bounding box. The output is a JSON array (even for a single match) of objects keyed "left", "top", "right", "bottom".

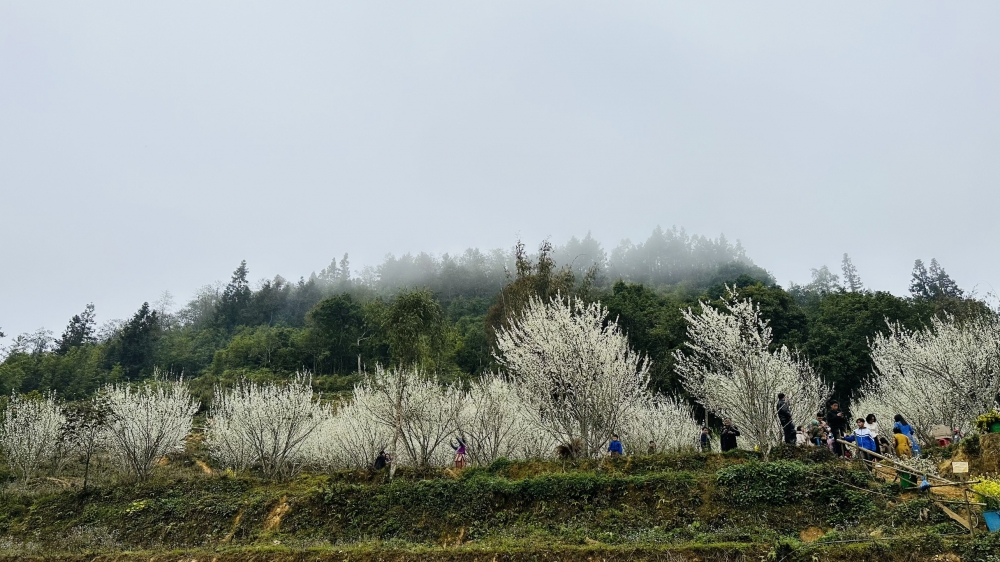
[{"left": 715, "top": 460, "right": 809, "bottom": 506}]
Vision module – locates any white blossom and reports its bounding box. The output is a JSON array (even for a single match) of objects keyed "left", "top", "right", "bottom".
[
  {"left": 0, "top": 392, "right": 66, "bottom": 480},
  {"left": 207, "top": 374, "right": 328, "bottom": 479},
  {"left": 100, "top": 380, "right": 198, "bottom": 481},
  {"left": 456, "top": 372, "right": 550, "bottom": 464},
  {"left": 862, "top": 314, "right": 1000, "bottom": 439},
  {"left": 357, "top": 365, "right": 463, "bottom": 468},
  {"left": 493, "top": 295, "right": 651, "bottom": 457},
  {"left": 619, "top": 395, "right": 701, "bottom": 454},
  {"left": 673, "top": 288, "right": 831, "bottom": 454},
  {"left": 303, "top": 395, "right": 392, "bottom": 470}
]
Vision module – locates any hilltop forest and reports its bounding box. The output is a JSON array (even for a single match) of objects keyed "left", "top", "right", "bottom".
[{"left": 0, "top": 227, "right": 987, "bottom": 410}]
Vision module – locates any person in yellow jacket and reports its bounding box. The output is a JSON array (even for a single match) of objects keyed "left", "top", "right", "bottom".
[{"left": 892, "top": 427, "right": 912, "bottom": 459}]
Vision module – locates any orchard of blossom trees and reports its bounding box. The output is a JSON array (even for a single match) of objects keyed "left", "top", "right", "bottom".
[{"left": 2, "top": 291, "right": 998, "bottom": 481}]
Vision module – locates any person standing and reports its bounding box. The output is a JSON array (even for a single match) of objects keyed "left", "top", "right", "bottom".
[
  {"left": 700, "top": 427, "right": 711, "bottom": 452},
  {"left": 845, "top": 418, "right": 877, "bottom": 462},
  {"left": 720, "top": 418, "right": 741, "bottom": 452},
  {"left": 608, "top": 434, "right": 624, "bottom": 457},
  {"left": 865, "top": 414, "right": 884, "bottom": 455},
  {"left": 825, "top": 402, "right": 849, "bottom": 456},
  {"left": 892, "top": 427, "right": 912, "bottom": 459},
  {"left": 892, "top": 415, "right": 921, "bottom": 457},
  {"left": 776, "top": 393, "right": 796, "bottom": 445},
  {"left": 451, "top": 437, "right": 467, "bottom": 468}
]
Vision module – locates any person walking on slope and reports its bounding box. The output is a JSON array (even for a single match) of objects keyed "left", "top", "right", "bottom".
[
  {"left": 720, "top": 418, "right": 741, "bottom": 452},
  {"left": 892, "top": 427, "right": 913, "bottom": 459},
  {"left": 776, "top": 393, "right": 796, "bottom": 445},
  {"left": 451, "top": 437, "right": 467, "bottom": 468},
  {"left": 608, "top": 434, "right": 624, "bottom": 457},
  {"left": 893, "top": 415, "right": 921, "bottom": 457},
  {"left": 825, "top": 402, "right": 849, "bottom": 456},
  {"left": 845, "top": 418, "right": 877, "bottom": 462}
]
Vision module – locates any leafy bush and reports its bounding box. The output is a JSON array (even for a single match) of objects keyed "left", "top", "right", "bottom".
[{"left": 715, "top": 460, "right": 809, "bottom": 506}]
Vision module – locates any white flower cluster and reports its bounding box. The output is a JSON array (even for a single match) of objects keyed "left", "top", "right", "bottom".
[
  {"left": 861, "top": 314, "right": 1000, "bottom": 439},
  {"left": 208, "top": 296, "right": 702, "bottom": 472},
  {"left": 0, "top": 392, "right": 65, "bottom": 480},
  {"left": 101, "top": 380, "right": 199, "bottom": 480},
  {"left": 673, "top": 288, "right": 832, "bottom": 454},
  {"left": 207, "top": 375, "right": 327, "bottom": 479}
]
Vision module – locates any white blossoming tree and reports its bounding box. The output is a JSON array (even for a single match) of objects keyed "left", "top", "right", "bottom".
[
  {"left": 862, "top": 314, "right": 1000, "bottom": 439},
  {"left": 304, "top": 395, "right": 392, "bottom": 470},
  {"left": 360, "top": 365, "right": 464, "bottom": 468},
  {"left": 101, "top": 380, "right": 198, "bottom": 481},
  {"left": 673, "top": 289, "right": 831, "bottom": 454},
  {"left": 456, "top": 373, "right": 548, "bottom": 465},
  {"left": 208, "top": 375, "right": 329, "bottom": 479},
  {"left": 0, "top": 392, "right": 66, "bottom": 480},
  {"left": 619, "top": 396, "right": 701, "bottom": 454},
  {"left": 493, "top": 295, "right": 653, "bottom": 457}
]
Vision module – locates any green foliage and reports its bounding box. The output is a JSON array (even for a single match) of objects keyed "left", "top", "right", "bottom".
[{"left": 715, "top": 460, "right": 876, "bottom": 523}]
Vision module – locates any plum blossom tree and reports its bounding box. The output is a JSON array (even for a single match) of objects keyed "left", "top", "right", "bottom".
[
  {"left": 208, "top": 374, "right": 328, "bottom": 479},
  {"left": 303, "top": 395, "right": 392, "bottom": 470},
  {"left": 493, "top": 295, "right": 652, "bottom": 457},
  {"left": 0, "top": 392, "right": 65, "bottom": 480},
  {"left": 456, "top": 373, "right": 546, "bottom": 465},
  {"left": 359, "top": 365, "right": 463, "bottom": 468},
  {"left": 101, "top": 379, "right": 198, "bottom": 481},
  {"left": 673, "top": 289, "right": 831, "bottom": 454},
  {"left": 619, "top": 396, "right": 701, "bottom": 454},
  {"left": 862, "top": 314, "right": 1000, "bottom": 439}
]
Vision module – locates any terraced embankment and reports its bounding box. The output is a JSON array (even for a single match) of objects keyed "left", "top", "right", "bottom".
[{"left": 1, "top": 448, "right": 998, "bottom": 561}]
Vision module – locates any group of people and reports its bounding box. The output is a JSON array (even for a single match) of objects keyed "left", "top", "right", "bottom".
[
  {"left": 371, "top": 394, "right": 958, "bottom": 470},
  {"left": 776, "top": 394, "right": 947, "bottom": 461}
]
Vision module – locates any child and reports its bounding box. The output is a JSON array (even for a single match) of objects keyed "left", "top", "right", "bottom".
[
  {"left": 845, "top": 418, "right": 877, "bottom": 461},
  {"left": 608, "top": 434, "right": 624, "bottom": 457},
  {"left": 892, "top": 427, "right": 912, "bottom": 459},
  {"left": 700, "top": 427, "right": 710, "bottom": 452}
]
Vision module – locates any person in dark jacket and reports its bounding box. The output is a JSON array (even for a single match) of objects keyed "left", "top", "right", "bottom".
[
  {"left": 776, "top": 393, "right": 795, "bottom": 445},
  {"left": 700, "top": 427, "right": 711, "bottom": 452},
  {"left": 374, "top": 450, "right": 390, "bottom": 470},
  {"left": 720, "top": 418, "right": 740, "bottom": 452},
  {"left": 825, "top": 402, "right": 849, "bottom": 456}
]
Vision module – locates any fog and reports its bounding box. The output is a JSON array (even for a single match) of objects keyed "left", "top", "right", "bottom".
[{"left": 2, "top": 1, "right": 999, "bottom": 338}]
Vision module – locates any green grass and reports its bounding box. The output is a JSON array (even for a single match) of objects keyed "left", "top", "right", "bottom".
[{"left": 0, "top": 448, "right": 992, "bottom": 561}]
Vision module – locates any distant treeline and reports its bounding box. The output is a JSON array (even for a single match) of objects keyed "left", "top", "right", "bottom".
[{"left": 0, "top": 226, "right": 987, "bottom": 409}]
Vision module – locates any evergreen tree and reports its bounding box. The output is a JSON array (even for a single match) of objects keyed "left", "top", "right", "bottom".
[
  {"left": 841, "top": 254, "right": 863, "bottom": 292},
  {"left": 928, "top": 258, "right": 963, "bottom": 299},
  {"left": 910, "top": 259, "right": 932, "bottom": 299},
  {"left": 107, "top": 302, "right": 161, "bottom": 380},
  {"left": 218, "top": 260, "right": 252, "bottom": 331},
  {"left": 56, "top": 303, "right": 96, "bottom": 355},
  {"left": 338, "top": 253, "right": 351, "bottom": 281}
]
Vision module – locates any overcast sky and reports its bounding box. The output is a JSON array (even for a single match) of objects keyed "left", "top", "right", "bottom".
[{"left": 2, "top": 1, "right": 999, "bottom": 339}]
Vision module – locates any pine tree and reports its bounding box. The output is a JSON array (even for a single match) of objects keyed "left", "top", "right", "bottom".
[
  {"left": 218, "top": 261, "right": 252, "bottom": 330},
  {"left": 928, "top": 258, "right": 963, "bottom": 299},
  {"left": 909, "top": 259, "right": 932, "bottom": 299},
  {"left": 338, "top": 253, "right": 351, "bottom": 281},
  {"left": 841, "top": 254, "right": 863, "bottom": 292},
  {"left": 56, "top": 303, "right": 97, "bottom": 354}
]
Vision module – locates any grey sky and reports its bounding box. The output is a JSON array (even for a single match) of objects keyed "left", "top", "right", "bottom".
[{"left": 2, "top": 1, "right": 999, "bottom": 339}]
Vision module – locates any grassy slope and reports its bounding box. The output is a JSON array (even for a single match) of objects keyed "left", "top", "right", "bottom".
[{"left": 0, "top": 448, "right": 997, "bottom": 561}]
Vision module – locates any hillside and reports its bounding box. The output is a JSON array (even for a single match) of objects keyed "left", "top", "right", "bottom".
[{"left": 1, "top": 438, "right": 999, "bottom": 561}]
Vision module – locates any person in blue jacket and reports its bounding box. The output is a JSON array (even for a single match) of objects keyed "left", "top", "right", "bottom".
[
  {"left": 608, "top": 434, "right": 624, "bottom": 457},
  {"left": 845, "top": 418, "right": 877, "bottom": 462},
  {"left": 893, "top": 414, "right": 922, "bottom": 457}
]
